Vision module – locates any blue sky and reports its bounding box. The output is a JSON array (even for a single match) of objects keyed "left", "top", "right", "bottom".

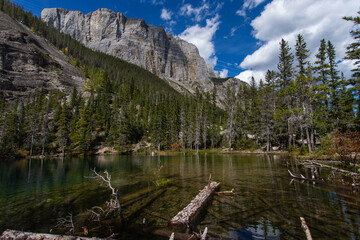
[{"left": 12, "top": 0, "right": 359, "bottom": 83}]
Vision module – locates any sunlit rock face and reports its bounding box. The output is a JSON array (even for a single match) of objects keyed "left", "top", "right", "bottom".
[
  {"left": 41, "top": 8, "right": 219, "bottom": 94},
  {"left": 0, "top": 11, "right": 85, "bottom": 100}
]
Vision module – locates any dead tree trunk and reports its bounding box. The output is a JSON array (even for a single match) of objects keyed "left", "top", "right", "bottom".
[
  {"left": 169, "top": 181, "right": 219, "bottom": 231},
  {"left": 0, "top": 230, "right": 101, "bottom": 240}
]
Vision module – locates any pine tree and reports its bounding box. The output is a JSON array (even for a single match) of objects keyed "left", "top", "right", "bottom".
[
  {"left": 225, "top": 87, "right": 236, "bottom": 149},
  {"left": 314, "top": 39, "right": 330, "bottom": 133},
  {"left": 315, "top": 39, "right": 329, "bottom": 85},
  {"left": 327, "top": 40, "right": 341, "bottom": 127},
  {"left": 295, "top": 34, "right": 310, "bottom": 75},
  {"left": 337, "top": 73, "right": 355, "bottom": 130},
  {"left": 180, "top": 103, "right": 186, "bottom": 152},
  {"left": 343, "top": 12, "right": 360, "bottom": 125},
  {"left": 277, "top": 39, "right": 294, "bottom": 89},
  {"left": 261, "top": 70, "right": 277, "bottom": 151}
]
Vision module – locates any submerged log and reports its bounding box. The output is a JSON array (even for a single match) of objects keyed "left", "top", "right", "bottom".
[
  {"left": 300, "top": 217, "right": 313, "bottom": 240},
  {"left": 169, "top": 181, "right": 219, "bottom": 231},
  {"left": 0, "top": 229, "right": 102, "bottom": 240},
  {"left": 215, "top": 189, "right": 234, "bottom": 195},
  {"left": 288, "top": 170, "right": 322, "bottom": 183},
  {"left": 308, "top": 161, "right": 360, "bottom": 177}
]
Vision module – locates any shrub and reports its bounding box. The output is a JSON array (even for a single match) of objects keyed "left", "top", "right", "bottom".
[{"left": 331, "top": 130, "right": 360, "bottom": 164}]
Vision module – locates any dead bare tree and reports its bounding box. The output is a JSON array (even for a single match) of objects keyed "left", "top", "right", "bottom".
[
  {"left": 88, "top": 168, "right": 124, "bottom": 224},
  {"left": 56, "top": 213, "right": 75, "bottom": 233}
]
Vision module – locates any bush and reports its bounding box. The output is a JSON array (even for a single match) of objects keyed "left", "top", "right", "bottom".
[{"left": 331, "top": 130, "right": 360, "bottom": 164}]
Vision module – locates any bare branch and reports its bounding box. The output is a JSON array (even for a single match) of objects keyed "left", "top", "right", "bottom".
[{"left": 56, "top": 213, "right": 74, "bottom": 233}]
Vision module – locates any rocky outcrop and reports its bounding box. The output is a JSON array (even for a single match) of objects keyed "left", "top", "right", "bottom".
[
  {"left": 41, "top": 8, "right": 219, "bottom": 94},
  {"left": 0, "top": 11, "right": 85, "bottom": 100},
  {"left": 210, "top": 77, "right": 247, "bottom": 107}
]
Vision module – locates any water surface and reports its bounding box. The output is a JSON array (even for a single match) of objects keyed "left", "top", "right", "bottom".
[{"left": 0, "top": 154, "right": 359, "bottom": 239}]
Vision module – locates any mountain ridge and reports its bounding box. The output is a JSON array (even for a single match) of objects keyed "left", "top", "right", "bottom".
[{"left": 41, "top": 7, "right": 220, "bottom": 95}]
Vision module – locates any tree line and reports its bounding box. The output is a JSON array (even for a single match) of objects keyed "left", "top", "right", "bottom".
[
  {"left": 224, "top": 33, "right": 358, "bottom": 152},
  {"left": 0, "top": 1, "right": 358, "bottom": 157}
]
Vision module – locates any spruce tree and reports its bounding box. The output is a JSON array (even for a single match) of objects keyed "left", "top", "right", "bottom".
[
  {"left": 343, "top": 12, "right": 360, "bottom": 125},
  {"left": 295, "top": 34, "right": 310, "bottom": 75},
  {"left": 327, "top": 40, "right": 340, "bottom": 126},
  {"left": 314, "top": 39, "right": 330, "bottom": 133},
  {"left": 277, "top": 39, "right": 294, "bottom": 89},
  {"left": 225, "top": 87, "right": 236, "bottom": 149}
]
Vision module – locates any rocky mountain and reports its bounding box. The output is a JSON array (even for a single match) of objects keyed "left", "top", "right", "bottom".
[
  {"left": 41, "top": 8, "right": 220, "bottom": 94},
  {"left": 0, "top": 11, "right": 85, "bottom": 100}
]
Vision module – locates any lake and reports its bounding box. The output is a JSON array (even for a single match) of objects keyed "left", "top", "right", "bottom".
[{"left": 0, "top": 154, "right": 359, "bottom": 239}]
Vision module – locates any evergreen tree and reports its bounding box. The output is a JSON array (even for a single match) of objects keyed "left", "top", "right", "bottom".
[
  {"left": 295, "top": 34, "right": 310, "bottom": 75},
  {"left": 261, "top": 70, "right": 277, "bottom": 151},
  {"left": 343, "top": 12, "right": 360, "bottom": 125},
  {"left": 337, "top": 73, "right": 355, "bottom": 130},
  {"left": 225, "top": 87, "right": 236, "bottom": 149},
  {"left": 57, "top": 100, "right": 70, "bottom": 158},
  {"left": 314, "top": 39, "right": 330, "bottom": 133},
  {"left": 315, "top": 39, "right": 329, "bottom": 85},
  {"left": 327, "top": 40, "right": 341, "bottom": 127},
  {"left": 277, "top": 38, "right": 294, "bottom": 89}
]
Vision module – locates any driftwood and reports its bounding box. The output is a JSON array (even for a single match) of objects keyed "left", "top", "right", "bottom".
[
  {"left": 215, "top": 189, "right": 234, "bottom": 195},
  {"left": 288, "top": 170, "right": 322, "bottom": 183},
  {"left": 306, "top": 160, "right": 360, "bottom": 177},
  {"left": 169, "top": 181, "right": 220, "bottom": 231},
  {"left": 200, "top": 227, "right": 207, "bottom": 240},
  {"left": 88, "top": 169, "right": 124, "bottom": 223},
  {"left": 300, "top": 217, "right": 313, "bottom": 240},
  {"left": 0, "top": 229, "right": 102, "bottom": 240}
]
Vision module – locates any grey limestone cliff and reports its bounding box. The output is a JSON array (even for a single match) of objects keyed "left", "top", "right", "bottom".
[
  {"left": 0, "top": 11, "right": 85, "bottom": 100},
  {"left": 41, "top": 8, "right": 219, "bottom": 94}
]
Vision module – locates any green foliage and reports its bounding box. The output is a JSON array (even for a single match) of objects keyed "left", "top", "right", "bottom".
[
  {"left": 343, "top": 11, "right": 360, "bottom": 125},
  {"left": 0, "top": 0, "right": 358, "bottom": 157}
]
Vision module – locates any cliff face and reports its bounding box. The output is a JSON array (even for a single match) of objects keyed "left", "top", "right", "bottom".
[
  {"left": 0, "top": 11, "right": 85, "bottom": 100},
  {"left": 41, "top": 8, "right": 219, "bottom": 94}
]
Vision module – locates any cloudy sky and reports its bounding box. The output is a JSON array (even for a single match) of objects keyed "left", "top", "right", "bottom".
[{"left": 13, "top": 0, "right": 359, "bottom": 83}]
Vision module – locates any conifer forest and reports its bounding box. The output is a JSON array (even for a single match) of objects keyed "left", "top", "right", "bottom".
[{"left": 2, "top": 1, "right": 360, "bottom": 240}]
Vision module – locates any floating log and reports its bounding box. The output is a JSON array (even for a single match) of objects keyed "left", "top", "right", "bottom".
[
  {"left": 169, "top": 181, "right": 220, "bottom": 231},
  {"left": 0, "top": 229, "right": 101, "bottom": 240}
]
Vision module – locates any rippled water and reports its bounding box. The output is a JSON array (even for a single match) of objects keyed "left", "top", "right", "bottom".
[{"left": 0, "top": 154, "right": 359, "bottom": 239}]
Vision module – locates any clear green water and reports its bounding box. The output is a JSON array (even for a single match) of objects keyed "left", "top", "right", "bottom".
[{"left": 0, "top": 154, "right": 359, "bottom": 239}]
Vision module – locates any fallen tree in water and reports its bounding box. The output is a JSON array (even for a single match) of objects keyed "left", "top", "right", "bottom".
[
  {"left": 0, "top": 229, "right": 102, "bottom": 240},
  {"left": 169, "top": 180, "right": 220, "bottom": 231}
]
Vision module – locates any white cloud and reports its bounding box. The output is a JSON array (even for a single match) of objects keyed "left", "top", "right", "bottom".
[
  {"left": 239, "top": 0, "right": 358, "bottom": 81},
  {"left": 151, "top": 0, "right": 165, "bottom": 5},
  {"left": 219, "top": 69, "right": 229, "bottom": 78},
  {"left": 179, "top": 2, "right": 209, "bottom": 22},
  {"left": 161, "top": 8, "right": 172, "bottom": 20},
  {"left": 236, "top": 0, "right": 266, "bottom": 17},
  {"left": 235, "top": 9, "right": 246, "bottom": 17},
  {"left": 178, "top": 14, "right": 220, "bottom": 66},
  {"left": 230, "top": 27, "right": 238, "bottom": 36},
  {"left": 243, "top": 0, "right": 267, "bottom": 10},
  {"left": 236, "top": 70, "right": 265, "bottom": 84}
]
